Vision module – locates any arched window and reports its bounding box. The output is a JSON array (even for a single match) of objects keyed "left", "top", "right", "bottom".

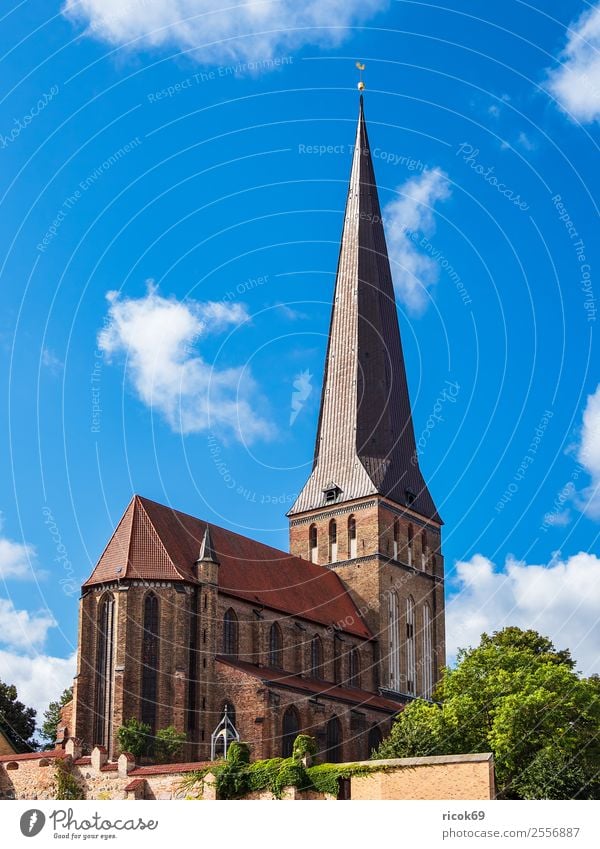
[
  {"left": 349, "top": 647, "right": 360, "bottom": 688},
  {"left": 282, "top": 706, "right": 300, "bottom": 758},
  {"left": 223, "top": 608, "right": 239, "bottom": 659},
  {"left": 421, "top": 529, "right": 428, "bottom": 570},
  {"left": 326, "top": 716, "right": 342, "bottom": 763},
  {"left": 333, "top": 634, "right": 343, "bottom": 683},
  {"left": 422, "top": 602, "right": 433, "bottom": 698},
  {"left": 309, "top": 524, "right": 318, "bottom": 563},
  {"left": 407, "top": 524, "right": 414, "bottom": 566},
  {"left": 94, "top": 593, "right": 115, "bottom": 748},
  {"left": 432, "top": 554, "right": 437, "bottom": 576},
  {"left": 347, "top": 516, "right": 357, "bottom": 559},
  {"left": 310, "top": 634, "right": 323, "bottom": 678},
  {"left": 141, "top": 592, "right": 160, "bottom": 730},
  {"left": 328, "top": 519, "right": 338, "bottom": 563},
  {"left": 269, "top": 622, "right": 283, "bottom": 668},
  {"left": 368, "top": 725, "right": 383, "bottom": 756},
  {"left": 388, "top": 591, "right": 400, "bottom": 691},
  {"left": 406, "top": 596, "right": 416, "bottom": 695}
]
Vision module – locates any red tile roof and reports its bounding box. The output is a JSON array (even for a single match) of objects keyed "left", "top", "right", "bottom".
[
  {"left": 217, "top": 657, "right": 403, "bottom": 714},
  {"left": 0, "top": 748, "right": 65, "bottom": 763},
  {"left": 84, "top": 496, "right": 371, "bottom": 639},
  {"left": 130, "top": 760, "right": 214, "bottom": 776}
]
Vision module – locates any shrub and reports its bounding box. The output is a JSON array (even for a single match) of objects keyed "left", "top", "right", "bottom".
[
  {"left": 292, "top": 734, "right": 317, "bottom": 762},
  {"left": 154, "top": 726, "right": 186, "bottom": 764},
  {"left": 54, "top": 759, "right": 83, "bottom": 800},
  {"left": 117, "top": 718, "right": 153, "bottom": 759}
]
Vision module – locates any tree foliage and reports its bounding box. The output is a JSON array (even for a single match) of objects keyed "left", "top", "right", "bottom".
[
  {"left": 117, "top": 718, "right": 153, "bottom": 759},
  {"left": 40, "top": 687, "right": 73, "bottom": 744},
  {"left": 154, "top": 726, "right": 186, "bottom": 763},
  {"left": 376, "top": 627, "right": 600, "bottom": 799},
  {"left": 117, "top": 718, "right": 187, "bottom": 762},
  {"left": 0, "top": 679, "right": 36, "bottom": 753}
]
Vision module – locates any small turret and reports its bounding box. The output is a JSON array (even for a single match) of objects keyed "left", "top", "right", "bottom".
[{"left": 195, "top": 525, "right": 220, "bottom": 584}]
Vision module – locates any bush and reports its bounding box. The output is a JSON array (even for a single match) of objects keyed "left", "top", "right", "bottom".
[
  {"left": 55, "top": 759, "right": 83, "bottom": 800},
  {"left": 117, "top": 718, "right": 153, "bottom": 759},
  {"left": 292, "top": 734, "right": 317, "bottom": 762},
  {"left": 154, "top": 726, "right": 186, "bottom": 764},
  {"left": 226, "top": 741, "right": 250, "bottom": 766}
]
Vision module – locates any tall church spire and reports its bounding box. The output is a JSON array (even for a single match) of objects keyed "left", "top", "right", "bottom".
[{"left": 289, "top": 97, "right": 440, "bottom": 523}]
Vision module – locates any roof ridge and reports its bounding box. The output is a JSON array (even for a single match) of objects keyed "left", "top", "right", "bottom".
[{"left": 136, "top": 495, "right": 333, "bottom": 571}]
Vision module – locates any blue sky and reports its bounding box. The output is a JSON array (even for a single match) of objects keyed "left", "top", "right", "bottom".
[{"left": 0, "top": 0, "right": 599, "bottom": 720}]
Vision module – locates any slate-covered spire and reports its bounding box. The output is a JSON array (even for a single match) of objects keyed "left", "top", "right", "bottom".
[
  {"left": 196, "top": 525, "right": 220, "bottom": 565},
  {"left": 289, "top": 97, "right": 440, "bottom": 522}
]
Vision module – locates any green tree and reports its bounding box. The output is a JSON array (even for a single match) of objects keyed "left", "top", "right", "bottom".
[
  {"left": 376, "top": 627, "right": 600, "bottom": 799},
  {"left": 0, "top": 679, "right": 36, "bottom": 753},
  {"left": 40, "top": 687, "right": 73, "bottom": 744},
  {"left": 154, "top": 726, "right": 186, "bottom": 763},
  {"left": 117, "top": 718, "right": 153, "bottom": 759}
]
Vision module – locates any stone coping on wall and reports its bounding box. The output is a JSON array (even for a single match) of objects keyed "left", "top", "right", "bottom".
[{"left": 366, "top": 753, "right": 494, "bottom": 768}]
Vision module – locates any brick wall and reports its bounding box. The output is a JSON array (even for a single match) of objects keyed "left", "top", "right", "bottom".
[
  {"left": 0, "top": 747, "right": 494, "bottom": 801},
  {"left": 214, "top": 662, "right": 392, "bottom": 762},
  {"left": 290, "top": 496, "right": 445, "bottom": 699}
]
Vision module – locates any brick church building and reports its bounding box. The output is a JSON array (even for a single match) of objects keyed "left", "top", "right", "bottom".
[{"left": 71, "top": 97, "right": 446, "bottom": 765}]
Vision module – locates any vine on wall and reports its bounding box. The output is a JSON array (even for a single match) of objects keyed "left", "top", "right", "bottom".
[{"left": 180, "top": 735, "right": 382, "bottom": 800}]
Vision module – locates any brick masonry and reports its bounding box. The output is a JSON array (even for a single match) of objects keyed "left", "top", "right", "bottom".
[
  {"left": 68, "top": 100, "right": 448, "bottom": 778},
  {"left": 289, "top": 495, "right": 445, "bottom": 697},
  {"left": 0, "top": 744, "right": 494, "bottom": 801}
]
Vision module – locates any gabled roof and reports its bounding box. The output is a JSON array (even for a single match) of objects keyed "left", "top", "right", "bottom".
[
  {"left": 84, "top": 495, "right": 371, "bottom": 639},
  {"left": 289, "top": 97, "right": 441, "bottom": 523},
  {"left": 217, "top": 657, "right": 402, "bottom": 714}
]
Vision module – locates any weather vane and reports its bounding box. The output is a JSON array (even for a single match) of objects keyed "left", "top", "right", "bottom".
[{"left": 356, "top": 61, "right": 366, "bottom": 91}]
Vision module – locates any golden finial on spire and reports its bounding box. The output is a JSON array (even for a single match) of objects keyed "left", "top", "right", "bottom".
[{"left": 356, "top": 61, "right": 366, "bottom": 91}]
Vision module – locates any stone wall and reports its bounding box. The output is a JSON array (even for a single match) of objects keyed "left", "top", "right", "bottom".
[
  {"left": 352, "top": 754, "right": 495, "bottom": 800},
  {"left": 0, "top": 743, "right": 494, "bottom": 801}
]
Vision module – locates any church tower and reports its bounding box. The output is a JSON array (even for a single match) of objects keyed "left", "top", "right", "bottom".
[{"left": 288, "top": 97, "right": 445, "bottom": 700}]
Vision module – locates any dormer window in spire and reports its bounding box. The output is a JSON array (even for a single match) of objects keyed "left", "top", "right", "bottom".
[{"left": 323, "top": 483, "right": 342, "bottom": 505}]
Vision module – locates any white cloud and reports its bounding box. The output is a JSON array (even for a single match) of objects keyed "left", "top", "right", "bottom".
[
  {"left": 62, "top": 0, "right": 388, "bottom": 65},
  {"left": 447, "top": 551, "right": 600, "bottom": 675},
  {"left": 41, "top": 348, "right": 63, "bottom": 372},
  {"left": 0, "top": 598, "right": 56, "bottom": 650},
  {"left": 383, "top": 168, "right": 451, "bottom": 314},
  {"left": 99, "top": 284, "right": 273, "bottom": 442},
  {"left": 0, "top": 649, "right": 76, "bottom": 722},
  {"left": 547, "top": 3, "right": 600, "bottom": 122},
  {"left": 517, "top": 132, "right": 535, "bottom": 151},
  {"left": 0, "top": 517, "right": 36, "bottom": 580},
  {"left": 575, "top": 383, "right": 600, "bottom": 518}
]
